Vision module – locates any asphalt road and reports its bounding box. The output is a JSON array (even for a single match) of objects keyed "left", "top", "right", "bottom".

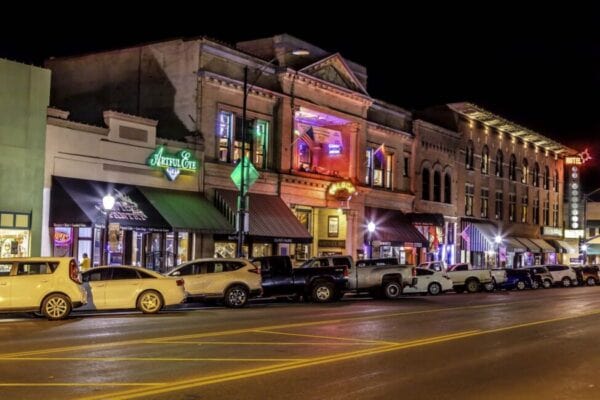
[{"left": 1, "top": 287, "right": 599, "bottom": 400}]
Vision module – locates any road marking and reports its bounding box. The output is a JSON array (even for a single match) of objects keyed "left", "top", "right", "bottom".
[
  {"left": 147, "top": 341, "right": 378, "bottom": 346},
  {"left": 0, "top": 356, "right": 307, "bottom": 362},
  {"left": 253, "top": 330, "right": 395, "bottom": 345},
  {"left": 0, "top": 383, "right": 160, "bottom": 387}
]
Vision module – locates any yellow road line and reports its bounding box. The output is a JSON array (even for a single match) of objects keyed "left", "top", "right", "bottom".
[
  {"left": 253, "top": 329, "right": 396, "bottom": 344},
  {"left": 0, "top": 303, "right": 503, "bottom": 358},
  {"left": 147, "top": 341, "right": 378, "bottom": 346},
  {"left": 0, "top": 383, "right": 160, "bottom": 387},
  {"left": 0, "top": 357, "right": 307, "bottom": 362},
  {"left": 78, "top": 330, "right": 478, "bottom": 400}
]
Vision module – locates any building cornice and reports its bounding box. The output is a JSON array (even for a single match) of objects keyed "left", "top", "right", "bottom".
[
  {"left": 283, "top": 70, "right": 373, "bottom": 106},
  {"left": 414, "top": 119, "right": 462, "bottom": 140},
  {"left": 199, "top": 71, "right": 280, "bottom": 101},
  {"left": 447, "top": 102, "right": 577, "bottom": 156},
  {"left": 47, "top": 117, "right": 108, "bottom": 135},
  {"left": 367, "top": 121, "right": 413, "bottom": 140}
]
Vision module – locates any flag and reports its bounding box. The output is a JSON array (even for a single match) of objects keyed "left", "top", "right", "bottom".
[
  {"left": 374, "top": 143, "right": 386, "bottom": 155},
  {"left": 460, "top": 225, "right": 471, "bottom": 250},
  {"left": 302, "top": 126, "right": 315, "bottom": 143}
]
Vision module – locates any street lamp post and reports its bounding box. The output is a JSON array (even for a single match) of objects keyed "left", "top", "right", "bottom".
[
  {"left": 235, "top": 49, "right": 309, "bottom": 258},
  {"left": 367, "top": 222, "right": 376, "bottom": 259},
  {"left": 102, "top": 194, "right": 115, "bottom": 265},
  {"left": 494, "top": 235, "right": 502, "bottom": 268}
]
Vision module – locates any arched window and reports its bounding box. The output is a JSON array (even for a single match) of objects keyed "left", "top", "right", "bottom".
[
  {"left": 444, "top": 173, "right": 452, "bottom": 204},
  {"left": 422, "top": 168, "right": 430, "bottom": 200},
  {"left": 522, "top": 158, "right": 529, "bottom": 184},
  {"left": 554, "top": 169, "right": 559, "bottom": 192},
  {"left": 509, "top": 154, "right": 517, "bottom": 181},
  {"left": 433, "top": 170, "right": 441, "bottom": 202},
  {"left": 533, "top": 162, "right": 540, "bottom": 187},
  {"left": 495, "top": 150, "right": 503, "bottom": 177},
  {"left": 465, "top": 140, "right": 474, "bottom": 169},
  {"left": 544, "top": 166, "right": 550, "bottom": 189},
  {"left": 481, "top": 145, "right": 489, "bottom": 174}
]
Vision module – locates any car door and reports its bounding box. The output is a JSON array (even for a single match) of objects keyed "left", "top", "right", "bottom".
[
  {"left": 416, "top": 268, "right": 434, "bottom": 291},
  {"left": 173, "top": 262, "right": 202, "bottom": 296},
  {"left": 259, "top": 258, "right": 293, "bottom": 297},
  {"left": 83, "top": 268, "right": 111, "bottom": 309},
  {"left": 103, "top": 267, "right": 142, "bottom": 309},
  {"left": 10, "top": 262, "right": 55, "bottom": 308},
  {"left": 0, "top": 262, "right": 14, "bottom": 308}
]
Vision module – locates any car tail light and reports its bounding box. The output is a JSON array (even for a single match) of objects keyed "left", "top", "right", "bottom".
[
  {"left": 248, "top": 267, "right": 260, "bottom": 274},
  {"left": 344, "top": 266, "right": 349, "bottom": 277},
  {"left": 69, "top": 259, "right": 82, "bottom": 284},
  {"left": 176, "top": 279, "right": 185, "bottom": 287},
  {"left": 412, "top": 267, "right": 416, "bottom": 277}
]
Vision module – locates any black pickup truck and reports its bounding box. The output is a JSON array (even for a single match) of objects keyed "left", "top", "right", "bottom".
[{"left": 252, "top": 255, "right": 348, "bottom": 302}]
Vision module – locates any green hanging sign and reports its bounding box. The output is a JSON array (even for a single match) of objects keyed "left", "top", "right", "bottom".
[
  {"left": 230, "top": 157, "right": 260, "bottom": 193},
  {"left": 147, "top": 145, "right": 199, "bottom": 181}
]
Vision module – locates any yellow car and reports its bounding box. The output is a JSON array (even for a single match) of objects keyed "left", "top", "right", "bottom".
[
  {"left": 81, "top": 266, "right": 186, "bottom": 314},
  {"left": 0, "top": 257, "right": 87, "bottom": 320}
]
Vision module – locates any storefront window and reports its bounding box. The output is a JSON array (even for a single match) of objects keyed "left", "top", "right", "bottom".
[
  {"left": 53, "top": 227, "right": 73, "bottom": 257},
  {"left": 252, "top": 243, "right": 272, "bottom": 257},
  {"left": 178, "top": 232, "right": 189, "bottom": 264},
  {"left": 1, "top": 229, "right": 30, "bottom": 258},
  {"left": 215, "top": 242, "right": 238, "bottom": 258},
  {"left": 77, "top": 227, "right": 92, "bottom": 266}
]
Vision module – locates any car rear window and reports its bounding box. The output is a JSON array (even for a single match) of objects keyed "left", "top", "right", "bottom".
[
  {"left": 416, "top": 268, "right": 433, "bottom": 276},
  {"left": 112, "top": 268, "right": 140, "bottom": 279}
]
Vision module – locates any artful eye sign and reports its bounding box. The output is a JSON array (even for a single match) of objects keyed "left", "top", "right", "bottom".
[{"left": 147, "top": 145, "right": 199, "bottom": 181}]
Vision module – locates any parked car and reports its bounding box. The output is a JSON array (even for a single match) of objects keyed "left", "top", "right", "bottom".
[
  {"left": 301, "top": 255, "right": 416, "bottom": 299},
  {"left": 523, "top": 266, "right": 554, "bottom": 288},
  {"left": 403, "top": 268, "right": 453, "bottom": 295},
  {"left": 438, "top": 263, "right": 493, "bottom": 293},
  {"left": 253, "top": 255, "right": 348, "bottom": 302},
  {"left": 498, "top": 269, "right": 536, "bottom": 291},
  {"left": 417, "top": 261, "right": 446, "bottom": 272},
  {"left": 571, "top": 265, "right": 599, "bottom": 286},
  {"left": 541, "top": 264, "right": 578, "bottom": 287},
  {"left": 486, "top": 269, "right": 508, "bottom": 291},
  {"left": 165, "top": 258, "right": 261, "bottom": 307},
  {"left": 82, "top": 266, "right": 185, "bottom": 313},
  {"left": 0, "top": 257, "right": 87, "bottom": 320}
]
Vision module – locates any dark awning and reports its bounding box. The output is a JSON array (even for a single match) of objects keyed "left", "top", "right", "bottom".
[
  {"left": 51, "top": 176, "right": 170, "bottom": 231},
  {"left": 215, "top": 190, "right": 312, "bottom": 243},
  {"left": 139, "top": 187, "right": 233, "bottom": 234},
  {"left": 365, "top": 207, "right": 428, "bottom": 247},
  {"left": 406, "top": 213, "right": 445, "bottom": 226}
]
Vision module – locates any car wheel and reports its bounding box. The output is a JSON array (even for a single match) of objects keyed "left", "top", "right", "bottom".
[
  {"left": 561, "top": 277, "right": 572, "bottom": 287},
  {"left": 484, "top": 280, "right": 495, "bottom": 292},
  {"left": 531, "top": 280, "right": 540, "bottom": 290},
  {"left": 586, "top": 277, "right": 596, "bottom": 286},
  {"left": 466, "top": 279, "right": 480, "bottom": 293},
  {"left": 428, "top": 282, "right": 442, "bottom": 296},
  {"left": 383, "top": 280, "right": 402, "bottom": 299},
  {"left": 312, "top": 281, "right": 334, "bottom": 303},
  {"left": 542, "top": 279, "right": 552, "bottom": 289},
  {"left": 224, "top": 285, "right": 249, "bottom": 308},
  {"left": 516, "top": 280, "right": 526, "bottom": 290},
  {"left": 41, "top": 294, "right": 72, "bottom": 320},
  {"left": 137, "top": 290, "right": 163, "bottom": 314}
]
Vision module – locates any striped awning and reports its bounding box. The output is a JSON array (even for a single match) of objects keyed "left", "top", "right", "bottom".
[
  {"left": 530, "top": 239, "right": 556, "bottom": 253},
  {"left": 503, "top": 237, "right": 527, "bottom": 253},
  {"left": 516, "top": 237, "right": 541, "bottom": 253}
]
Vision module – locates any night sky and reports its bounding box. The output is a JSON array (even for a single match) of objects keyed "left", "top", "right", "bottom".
[{"left": 2, "top": 7, "right": 598, "bottom": 190}]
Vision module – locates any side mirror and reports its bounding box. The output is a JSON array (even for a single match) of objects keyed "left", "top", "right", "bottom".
[{"left": 171, "top": 270, "right": 181, "bottom": 277}]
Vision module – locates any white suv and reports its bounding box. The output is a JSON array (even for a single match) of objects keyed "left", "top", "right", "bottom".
[
  {"left": 165, "top": 258, "right": 262, "bottom": 308},
  {"left": 542, "top": 264, "right": 578, "bottom": 287},
  {"left": 0, "top": 257, "right": 87, "bottom": 320}
]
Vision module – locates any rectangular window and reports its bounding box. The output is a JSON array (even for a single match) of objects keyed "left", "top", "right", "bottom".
[
  {"left": 521, "top": 194, "right": 528, "bottom": 223},
  {"left": 552, "top": 203, "right": 559, "bottom": 227},
  {"left": 543, "top": 200, "right": 549, "bottom": 226},
  {"left": 328, "top": 216, "right": 339, "bottom": 237},
  {"left": 385, "top": 154, "right": 393, "bottom": 189},
  {"left": 481, "top": 188, "right": 489, "bottom": 218},
  {"left": 254, "top": 120, "right": 269, "bottom": 169},
  {"left": 509, "top": 193, "right": 516, "bottom": 222},
  {"left": 403, "top": 154, "right": 409, "bottom": 177},
  {"left": 234, "top": 116, "right": 252, "bottom": 163},
  {"left": 590, "top": 227, "right": 596, "bottom": 237},
  {"left": 495, "top": 191, "right": 503, "bottom": 220},
  {"left": 533, "top": 197, "right": 540, "bottom": 224},
  {"left": 465, "top": 184, "right": 474, "bottom": 216},
  {"left": 218, "top": 111, "right": 233, "bottom": 162},
  {"left": 365, "top": 149, "right": 372, "bottom": 185}
]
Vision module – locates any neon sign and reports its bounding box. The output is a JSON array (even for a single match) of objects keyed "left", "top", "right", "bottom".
[
  {"left": 147, "top": 146, "right": 199, "bottom": 181},
  {"left": 328, "top": 181, "right": 356, "bottom": 201}
]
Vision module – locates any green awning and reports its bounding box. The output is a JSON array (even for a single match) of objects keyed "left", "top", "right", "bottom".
[
  {"left": 586, "top": 244, "right": 600, "bottom": 255},
  {"left": 139, "top": 187, "right": 234, "bottom": 234}
]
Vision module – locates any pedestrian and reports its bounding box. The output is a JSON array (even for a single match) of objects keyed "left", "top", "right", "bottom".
[{"left": 80, "top": 253, "right": 91, "bottom": 272}]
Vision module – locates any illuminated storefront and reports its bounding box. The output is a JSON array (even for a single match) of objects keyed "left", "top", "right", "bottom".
[{"left": 0, "top": 212, "right": 31, "bottom": 258}]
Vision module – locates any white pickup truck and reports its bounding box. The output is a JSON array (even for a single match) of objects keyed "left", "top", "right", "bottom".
[
  {"left": 300, "top": 256, "right": 417, "bottom": 299},
  {"left": 420, "top": 262, "right": 493, "bottom": 293}
]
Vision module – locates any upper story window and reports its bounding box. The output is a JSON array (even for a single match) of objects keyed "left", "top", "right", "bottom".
[
  {"left": 465, "top": 140, "right": 474, "bottom": 170},
  {"left": 444, "top": 173, "right": 452, "bottom": 204},
  {"left": 481, "top": 145, "right": 489, "bottom": 174},
  {"left": 217, "top": 110, "right": 269, "bottom": 169},
  {"left": 509, "top": 154, "right": 517, "bottom": 181},
  {"left": 544, "top": 166, "right": 550, "bottom": 189},
  {"left": 521, "top": 158, "right": 529, "bottom": 184},
  {"left": 422, "top": 168, "right": 430, "bottom": 200},
  {"left": 533, "top": 162, "right": 540, "bottom": 187},
  {"left": 481, "top": 188, "right": 489, "bottom": 218},
  {"left": 495, "top": 150, "right": 503, "bottom": 177},
  {"left": 433, "top": 170, "right": 441, "bottom": 202},
  {"left": 465, "top": 184, "right": 474, "bottom": 216},
  {"left": 403, "top": 154, "right": 409, "bottom": 177},
  {"left": 554, "top": 169, "right": 559, "bottom": 192},
  {"left": 366, "top": 146, "right": 393, "bottom": 189}
]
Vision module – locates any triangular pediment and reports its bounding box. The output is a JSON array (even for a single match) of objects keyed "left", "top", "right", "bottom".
[{"left": 300, "top": 53, "right": 368, "bottom": 95}]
